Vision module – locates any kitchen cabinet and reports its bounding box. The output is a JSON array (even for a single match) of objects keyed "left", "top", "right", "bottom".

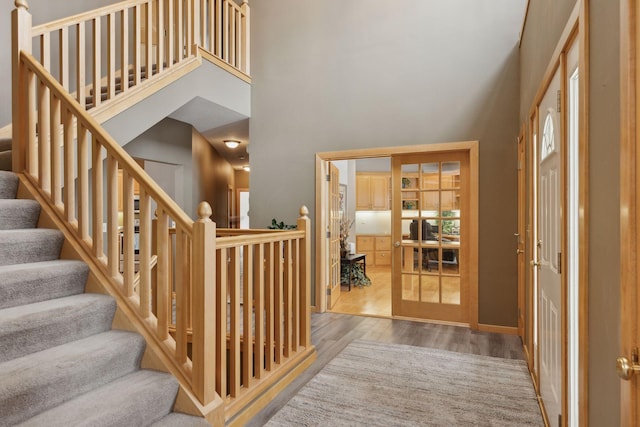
[
  {"left": 356, "top": 234, "right": 391, "bottom": 267},
  {"left": 356, "top": 173, "right": 390, "bottom": 210}
]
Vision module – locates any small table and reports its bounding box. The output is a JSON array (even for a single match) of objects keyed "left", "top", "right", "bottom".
[{"left": 340, "top": 253, "right": 366, "bottom": 291}]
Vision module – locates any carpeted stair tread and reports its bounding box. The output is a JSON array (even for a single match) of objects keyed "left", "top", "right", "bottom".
[
  {"left": 0, "top": 293, "right": 116, "bottom": 363},
  {"left": 151, "top": 413, "right": 211, "bottom": 427},
  {"left": 18, "top": 370, "right": 181, "bottom": 427},
  {"left": 0, "top": 199, "right": 40, "bottom": 229},
  {"left": 0, "top": 171, "right": 18, "bottom": 198},
  {"left": 0, "top": 330, "right": 145, "bottom": 426},
  {"left": 0, "top": 229, "right": 63, "bottom": 266},
  {"left": 0, "top": 260, "right": 88, "bottom": 310}
]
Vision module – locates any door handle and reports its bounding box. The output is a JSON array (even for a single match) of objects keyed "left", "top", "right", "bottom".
[
  {"left": 617, "top": 356, "right": 640, "bottom": 380},
  {"left": 394, "top": 241, "right": 401, "bottom": 248},
  {"left": 530, "top": 260, "right": 541, "bottom": 268}
]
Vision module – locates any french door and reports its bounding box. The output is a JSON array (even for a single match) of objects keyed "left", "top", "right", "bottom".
[
  {"left": 391, "top": 151, "right": 469, "bottom": 323},
  {"left": 327, "top": 162, "right": 341, "bottom": 309}
]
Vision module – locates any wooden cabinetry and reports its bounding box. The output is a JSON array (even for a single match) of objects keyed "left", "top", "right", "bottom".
[
  {"left": 356, "top": 234, "right": 391, "bottom": 267},
  {"left": 356, "top": 173, "right": 390, "bottom": 210}
]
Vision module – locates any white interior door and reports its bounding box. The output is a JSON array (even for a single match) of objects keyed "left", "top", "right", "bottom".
[{"left": 537, "top": 69, "right": 562, "bottom": 425}]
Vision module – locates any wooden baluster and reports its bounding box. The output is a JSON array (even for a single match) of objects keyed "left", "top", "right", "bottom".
[
  {"left": 242, "top": 243, "right": 254, "bottom": 387},
  {"left": 264, "top": 241, "right": 274, "bottom": 371},
  {"left": 215, "top": 247, "right": 227, "bottom": 398},
  {"left": 156, "top": 208, "right": 170, "bottom": 340},
  {"left": 192, "top": 202, "right": 217, "bottom": 405},
  {"left": 186, "top": 0, "right": 193, "bottom": 55},
  {"left": 120, "top": 9, "right": 129, "bottom": 93},
  {"left": 166, "top": 0, "right": 174, "bottom": 66},
  {"left": 236, "top": 8, "right": 242, "bottom": 70},
  {"left": 283, "top": 239, "right": 291, "bottom": 358},
  {"left": 175, "top": 227, "right": 189, "bottom": 364},
  {"left": 76, "top": 22, "right": 86, "bottom": 108},
  {"left": 297, "top": 206, "right": 311, "bottom": 348},
  {"left": 145, "top": 1, "right": 153, "bottom": 76},
  {"left": 151, "top": 211, "right": 158, "bottom": 315},
  {"left": 273, "top": 240, "right": 283, "bottom": 365},
  {"left": 12, "top": 0, "right": 32, "bottom": 173},
  {"left": 139, "top": 189, "right": 152, "bottom": 317},
  {"left": 222, "top": 0, "right": 228, "bottom": 61},
  {"left": 229, "top": 7, "right": 235, "bottom": 67},
  {"left": 157, "top": 0, "right": 165, "bottom": 72},
  {"left": 62, "top": 107, "right": 74, "bottom": 222},
  {"left": 199, "top": 0, "right": 206, "bottom": 49},
  {"left": 229, "top": 245, "right": 241, "bottom": 397},
  {"left": 92, "top": 17, "right": 101, "bottom": 108},
  {"left": 50, "top": 93, "right": 61, "bottom": 206},
  {"left": 77, "top": 123, "right": 89, "bottom": 240},
  {"left": 253, "top": 242, "right": 265, "bottom": 379},
  {"left": 292, "top": 238, "right": 300, "bottom": 351},
  {"left": 107, "top": 155, "right": 120, "bottom": 278},
  {"left": 240, "top": 0, "right": 249, "bottom": 74},
  {"left": 175, "top": 0, "right": 183, "bottom": 61},
  {"left": 208, "top": 0, "right": 215, "bottom": 52},
  {"left": 123, "top": 169, "right": 135, "bottom": 296},
  {"left": 215, "top": 0, "right": 222, "bottom": 57},
  {"left": 133, "top": 5, "right": 141, "bottom": 85},
  {"left": 91, "top": 135, "right": 104, "bottom": 258},
  {"left": 26, "top": 70, "right": 36, "bottom": 176},
  {"left": 107, "top": 13, "right": 116, "bottom": 100},
  {"left": 59, "top": 27, "right": 69, "bottom": 91},
  {"left": 38, "top": 35, "right": 51, "bottom": 192}
]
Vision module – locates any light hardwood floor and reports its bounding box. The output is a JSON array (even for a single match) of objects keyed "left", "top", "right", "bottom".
[
  {"left": 246, "top": 312, "right": 525, "bottom": 426},
  {"left": 330, "top": 265, "right": 462, "bottom": 317}
]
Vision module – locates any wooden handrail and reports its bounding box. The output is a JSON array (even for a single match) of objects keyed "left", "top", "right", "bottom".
[
  {"left": 31, "top": 0, "right": 154, "bottom": 36},
  {"left": 21, "top": 52, "right": 193, "bottom": 232}
]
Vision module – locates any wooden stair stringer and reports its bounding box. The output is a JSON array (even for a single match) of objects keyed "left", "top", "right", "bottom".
[{"left": 88, "top": 56, "right": 202, "bottom": 126}]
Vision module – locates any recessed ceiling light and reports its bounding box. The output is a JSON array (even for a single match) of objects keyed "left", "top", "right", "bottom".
[
  {"left": 243, "top": 165, "right": 251, "bottom": 172},
  {"left": 224, "top": 140, "right": 240, "bottom": 149}
]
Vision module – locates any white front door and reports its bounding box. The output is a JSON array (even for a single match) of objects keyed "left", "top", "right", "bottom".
[{"left": 537, "top": 68, "right": 562, "bottom": 425}]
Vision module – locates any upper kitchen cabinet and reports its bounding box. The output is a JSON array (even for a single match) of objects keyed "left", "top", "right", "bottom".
[{"left": 356, "top": 173, "right": 390, "bottom": 210}]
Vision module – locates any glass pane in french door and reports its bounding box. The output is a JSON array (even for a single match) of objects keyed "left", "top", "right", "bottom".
[{"left": 399, "top": 160, "right": 461, "bottom": 306}]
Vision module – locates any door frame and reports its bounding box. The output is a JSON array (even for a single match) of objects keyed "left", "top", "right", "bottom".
[
  {"left": 620, "top": 0, "right": 640, "bottom": 423},
  {"left": 315, "top": 141, "right": 479, "bottom": 329},
  {"left": 523, "top": 1, "right": 589, "bottom": 424}
]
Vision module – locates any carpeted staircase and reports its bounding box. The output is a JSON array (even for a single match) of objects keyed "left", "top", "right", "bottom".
[{"left": 0, "top": 171, "right": 210, "bottom": 426}]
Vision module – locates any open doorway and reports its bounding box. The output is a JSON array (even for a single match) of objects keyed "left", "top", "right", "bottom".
[{"left": 329, "top": 158, "right": 392, "bottom": 317}]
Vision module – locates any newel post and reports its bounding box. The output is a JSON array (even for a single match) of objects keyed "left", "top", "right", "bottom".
[
  {"left": 297, "top": 205, "right": 311, "bottom": 348},
  {"left": 191, "top": 202, "right": 217, "bottom": 406},
  {"left": 241, "top": 0, "right": 250, "bottom": 74},
  {"left": 12, "top": 0, "right": 32, "bottom": 172}
]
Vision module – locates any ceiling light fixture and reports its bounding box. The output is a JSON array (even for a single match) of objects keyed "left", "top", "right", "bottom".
[
  {"left": 224, "top": 140, "right": 240, "bottom": 149},
  {"left": 243, "top": 165, "right": 251, "bottom": 172}
]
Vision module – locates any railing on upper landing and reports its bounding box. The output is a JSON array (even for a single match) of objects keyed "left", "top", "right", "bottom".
[{"left": 11, "top": 0, "right": 249, "bottom": 132}]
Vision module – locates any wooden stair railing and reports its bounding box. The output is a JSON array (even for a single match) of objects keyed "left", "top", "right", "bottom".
[
  {"left": 12, "top": 47, "right": 224, "bottom": 422},
  {"left": 160, "top": 213, "right": 314, "bottom": 423}
]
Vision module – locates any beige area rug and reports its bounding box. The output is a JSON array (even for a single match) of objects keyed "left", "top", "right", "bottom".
[{"left": 266, "top": 340, "right": 543, "bottom": 426}]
